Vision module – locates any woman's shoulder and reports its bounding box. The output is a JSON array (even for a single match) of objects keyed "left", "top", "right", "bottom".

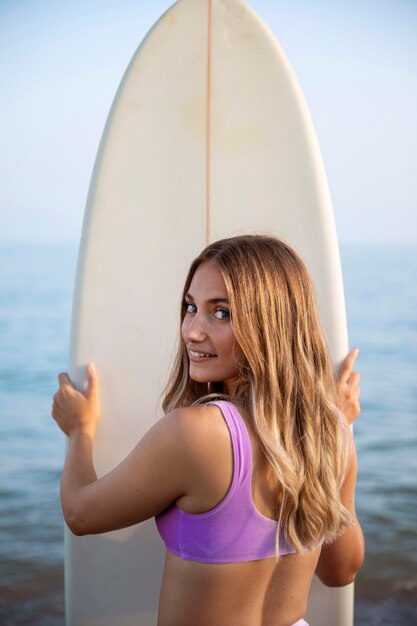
[
  {"left": 161, "top": 404, "right": 235, "bottom": 514},
  {"left": 164, "top": 403, "right": 227, "bottom": 436},
  {"left": 162, "top": 403, "right": 232, "bottom": 464}
]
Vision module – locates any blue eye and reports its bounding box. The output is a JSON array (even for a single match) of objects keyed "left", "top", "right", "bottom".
[
  {"left": 184, "top": 302, "right": 197, "bottom": 314},
  {"left": 214, "top": 308, "right": 230, "bottom": 320}
]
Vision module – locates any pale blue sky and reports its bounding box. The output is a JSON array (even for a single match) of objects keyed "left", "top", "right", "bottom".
[{"left": 1, "top": 0, "right": 416, "bottom": 243}]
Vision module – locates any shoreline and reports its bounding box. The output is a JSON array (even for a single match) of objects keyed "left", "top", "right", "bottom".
[{"left": 1, "top": 565, "right": 416, "bottom": 626}]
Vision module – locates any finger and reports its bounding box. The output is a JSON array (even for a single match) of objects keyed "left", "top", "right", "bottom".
[
  {"left": 347, "top": 371, "right": 361, "bottom": 387},
  {"left": 86, "top": 363, "right": 99, "bottom": 400},
  {"left": 51, "top": 401, "right": 60, "bottom": 421},
  {"left": 348, "top": 386, "right": 361, "bottom": 404},
  {"left": 52, "top": 392, "right": 62, "bottom": 409},
  {"left": 58, "top": 372, "right": 73, "bottom": 388},
  {"left": 339, "top": 348, "right": 359, "bottom": 382}
]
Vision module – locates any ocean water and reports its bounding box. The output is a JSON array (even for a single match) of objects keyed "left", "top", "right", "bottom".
[{"left": 0, "top": 242, "right": 416, "bottom": 625}]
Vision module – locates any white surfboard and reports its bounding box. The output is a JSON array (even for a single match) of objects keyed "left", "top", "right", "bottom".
[{"left": 67, "top": 1, "right": 354, "bottom": 624}]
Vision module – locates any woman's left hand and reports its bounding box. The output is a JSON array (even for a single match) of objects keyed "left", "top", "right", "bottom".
[
  {"left": 52, "top": 363, "right": 100, "bottom": 438},
  {"left": 336, "top": 348, "right": 361, "bottom": 425}
]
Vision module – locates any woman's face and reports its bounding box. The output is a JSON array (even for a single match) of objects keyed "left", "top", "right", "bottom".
[{"left": 181, "top": 260, "right": 243, "bottom": 391}]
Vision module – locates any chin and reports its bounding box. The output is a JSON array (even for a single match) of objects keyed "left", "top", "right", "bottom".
[{"left": 189, "top": 372, "right": 211, "bottom": 384}]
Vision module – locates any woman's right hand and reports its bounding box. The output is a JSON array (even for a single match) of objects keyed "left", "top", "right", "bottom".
[
  {"left": 52, "top": 363, "right": 100, "bottom": 439},
  {"left": 336, "top": 348, "right": 361, "bottom": 425}
]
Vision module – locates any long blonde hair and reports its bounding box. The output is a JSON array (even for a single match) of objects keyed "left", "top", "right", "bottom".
[{"left": 163, "top": 234, "right": 352, "bottom": 553}]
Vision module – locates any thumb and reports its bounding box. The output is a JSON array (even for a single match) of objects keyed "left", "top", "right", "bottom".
[
  {"left": 86, "top": 363, "right": 99, "bottom": 399},
  {"left": 339, "top": 348, "right": 359, "bottom": 383}
]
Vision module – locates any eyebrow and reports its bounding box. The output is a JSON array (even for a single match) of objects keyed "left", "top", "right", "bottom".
[{"left": 185, "top": 292, "right": 230, "bottom": 304}]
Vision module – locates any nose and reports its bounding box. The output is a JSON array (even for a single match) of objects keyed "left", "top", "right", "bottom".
[{"left": 182, "top": 311, "right": 208, "bottom": 342}]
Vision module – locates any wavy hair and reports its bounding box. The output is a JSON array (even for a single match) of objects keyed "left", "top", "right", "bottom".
[{"left": 163, "top": 234, "right": 352, "bottom": 553}]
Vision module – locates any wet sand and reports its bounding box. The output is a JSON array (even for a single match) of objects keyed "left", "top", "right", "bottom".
[{"left": 0, "top": 567, "right": 64, "bottom": 626}]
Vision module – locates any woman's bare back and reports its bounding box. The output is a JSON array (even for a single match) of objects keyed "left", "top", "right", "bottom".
[
  {"left": 157, "top": 404, "right": 321, "bottom": 626},
  {"left": 158, "top": 547, "right": 320, "bottom": 626}
]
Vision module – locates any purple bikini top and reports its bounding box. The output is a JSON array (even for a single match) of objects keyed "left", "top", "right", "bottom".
[{"left": 155, "top": 400, "right": 295, "bottom": 563}]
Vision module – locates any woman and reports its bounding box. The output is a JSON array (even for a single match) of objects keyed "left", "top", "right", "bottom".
[{"left": 52, "top": 235, "right": 364, "bottom": 626}]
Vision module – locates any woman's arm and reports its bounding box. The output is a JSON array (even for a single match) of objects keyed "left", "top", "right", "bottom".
[
  {"left": 315, "top": 426, "right": 365, "bottom": 586},
  {"left": 52, "top": 364, "right": 202, "bottom": 536},
  {"left": 315, "top": 348, "right": 365, "bottom": 586}
]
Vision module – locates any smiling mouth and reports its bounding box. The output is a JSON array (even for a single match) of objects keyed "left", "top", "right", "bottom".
[{"left": 189, "top": 350, "right": 217, "bottom": 359}]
